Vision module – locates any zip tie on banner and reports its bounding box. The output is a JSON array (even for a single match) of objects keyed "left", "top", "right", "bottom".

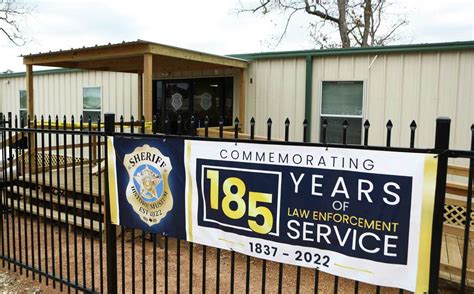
[{"left": 434, "top": 149, "right": 450, "bottom": 158}]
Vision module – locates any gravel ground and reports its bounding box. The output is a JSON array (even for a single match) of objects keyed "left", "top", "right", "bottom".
[{"left": 0, "top": 270, "right": 45, "bottom": 293}]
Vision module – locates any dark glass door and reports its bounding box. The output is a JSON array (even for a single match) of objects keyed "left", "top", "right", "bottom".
[
  {"left": 166, "top": 81, "right": 192, "bottom": 134},
  {"left": 153, "top": 77, "right": 233, "bottom": 134}
]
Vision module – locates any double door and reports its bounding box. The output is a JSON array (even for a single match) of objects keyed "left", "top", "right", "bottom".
[{"left": 153, "top": 77, "right": 233, "bottom": 134}]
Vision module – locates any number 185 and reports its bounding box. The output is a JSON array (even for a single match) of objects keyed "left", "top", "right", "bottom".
[{"left": 206, "top": 169, "right": 274, "bottom": 235}]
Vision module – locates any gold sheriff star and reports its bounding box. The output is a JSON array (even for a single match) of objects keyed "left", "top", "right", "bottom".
[{"left": 134, "top": 165, "right": 162, "bottom": 199}]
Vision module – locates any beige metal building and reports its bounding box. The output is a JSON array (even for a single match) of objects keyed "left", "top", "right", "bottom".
[{"left": 0, "top": 40, "right": 473, "bottom": 151}]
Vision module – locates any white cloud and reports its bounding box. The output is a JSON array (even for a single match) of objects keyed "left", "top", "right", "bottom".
[
  {"left": 0, "top": 0, "right": 473, "bottom": 72},
  {"left": 400, "top": 0, "right": 474, "bottom": 43}
]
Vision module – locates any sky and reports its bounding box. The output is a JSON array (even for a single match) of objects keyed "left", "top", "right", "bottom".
[{"left": 0, "top": 0, "right": 473, "bottom": 72}]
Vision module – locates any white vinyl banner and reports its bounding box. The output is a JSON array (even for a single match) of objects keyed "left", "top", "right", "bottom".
[{"left": 184, "top": 140, "right": 438, "bottom": 292}]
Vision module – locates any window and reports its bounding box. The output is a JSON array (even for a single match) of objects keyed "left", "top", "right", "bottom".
[
  {"left": 83, "top": 87, "right": 101, "bottom": 122},
  {"left": 320, "top": 81, "right": 363, "bottom": 144},
  {"left": 19, "top": 90, "right": 27, "bottom": 122}
]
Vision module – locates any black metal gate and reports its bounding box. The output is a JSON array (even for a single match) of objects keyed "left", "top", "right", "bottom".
[{"left": 0, "top": 111, "right": 472, "bottom": 293}]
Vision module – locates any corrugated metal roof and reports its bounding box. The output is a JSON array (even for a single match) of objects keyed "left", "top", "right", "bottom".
[
  {"left": 21, "top": 39, "right": 248, "bottom": 63},
  {"left": 20, "top": 39, "right": 147, "bottom": 57}
]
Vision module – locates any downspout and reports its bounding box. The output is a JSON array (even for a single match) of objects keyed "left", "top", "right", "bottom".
[{"left": 304, "top": 55, "right": 313, "bottom": 141}]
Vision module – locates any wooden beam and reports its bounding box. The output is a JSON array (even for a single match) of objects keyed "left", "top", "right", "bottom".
[
  {"left": 151, "top": 59, "right": 229, "bottom": 73},
  {"left": 148, "top": 43, "right": 248, "bottom": 69},
  {"left": 443, "top": 224, "right": 474, "bottom": 240},
  {"left": 39, "top": 57, "right": 232, "bottom": 74},
  {"left": 23, "top": 41, "right": 248, "bottom": 70},
  {"left": 80, "top": 67, "right": 141, "bottom": 74},
  {"left": 23, "top": 43, "right": 149, "bottom": 65},
  {"left": 78, "top": 57, "right": 142, "bottom": 67},
  {"left": 137, "top": 73, "right": 143, "bottom": 118},
  {"left": 42, "top": 61, "right": 142, "bottom": 73},
  {"left": 26, "top": 64, "right": 34, "bottom": 116},
  {"left": 238, "top": 68, "right": 246, "bottom": 124},
  {"left": 448, "top": 164, "right": 469, "bottom": 177},
  {"left": 76, "top": 57, "right": 143, "bottom": 72},
  {"left": 446, "top": 182, "right": 469, "bottom": 197},
  {"left": 143, "top": 53, "right": 153, "bottom": 122}
]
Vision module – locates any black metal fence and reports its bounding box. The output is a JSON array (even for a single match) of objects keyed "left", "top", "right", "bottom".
[{"left": 0, "top": 112, "right": 472, "bottom": 293}]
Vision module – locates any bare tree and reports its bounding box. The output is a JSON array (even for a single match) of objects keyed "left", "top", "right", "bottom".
[
  {"left": 0, "top": 0, "right": 31, "bottom": 45},
  {"left": 237, "top": 0, "right": 408, "bottom": 48}
]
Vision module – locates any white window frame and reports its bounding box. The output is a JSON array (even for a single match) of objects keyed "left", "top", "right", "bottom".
[
  {"left": 319, "top": 80, "right": 366, "bottom": 144},
  {"left": 82, "top": 86, "right": 102, "bottom": 121}
]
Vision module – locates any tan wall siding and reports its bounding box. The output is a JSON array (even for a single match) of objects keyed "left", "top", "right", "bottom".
[
  {"left": 0, "top": 68, "right": 243, "bottom": 124},
  {"left": 1, "top": 50, "right": 472, "bottom": 155},
  {"left": 246, "top": 58, "right": 306, "bottom": 141},
  {"left": 0, "top": 70, "right": 139, "bottom": 120},
  {"left": 310, "top": 51, "right": 474, "bottom": 153}
]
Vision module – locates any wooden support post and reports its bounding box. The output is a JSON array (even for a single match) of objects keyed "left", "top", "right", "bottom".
[
  {"left": 26, "top": 64, "right": 34, "bottom": 117},
  {"left": 26, "top": 64, "right": 36, "bottom": 157},
  {"left": 143, "top": 54, "right": 153, "bottom": 123},
  {"left": 137, "top": 73, "right": 143, "bottom": 119},
  {"left": 238, "top": 68, "right": 246, "bottom": 126}
]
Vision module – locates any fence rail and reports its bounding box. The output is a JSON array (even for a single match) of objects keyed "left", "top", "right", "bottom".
[{"left": 0, "top": 112, "right": 472, "bottom": 293}]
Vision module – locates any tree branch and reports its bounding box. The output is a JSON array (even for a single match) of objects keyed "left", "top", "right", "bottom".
[
  {"left": 236, "top": 0, "right": 408, "bottom": 48},
  {"left": 0, "top": 0, "right": 30, "bottom": 45},
  {"left": 236, "top": 0, "right": 271, "bottom": 14},
  {"left": 304, "top": 0, "right": 339, "bottom": 23},
  {"left": 375, "top": 19, "right": 407, "bottom": 45},
  {"left": 273, "top": 6, "right": 305, "bottom": 47}
]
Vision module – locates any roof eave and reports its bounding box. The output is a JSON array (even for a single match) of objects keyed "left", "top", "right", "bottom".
[{"left": 229, "top": 40, "right": 474, "bottom": 60}]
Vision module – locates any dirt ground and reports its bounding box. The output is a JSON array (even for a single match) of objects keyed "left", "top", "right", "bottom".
[
  {"left": 0, "top": 214, "right": 464, "bottom": 293},
  {"left": 0, "top": 270, "right": 45, "bottom": 293}
]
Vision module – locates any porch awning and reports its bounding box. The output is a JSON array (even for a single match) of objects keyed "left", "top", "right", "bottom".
[
  {"left": 21, "top": 40, "right": 248, "bottom": 122},
  {"left": 22, "top": 39, "right": 248, "bottom": 73}
]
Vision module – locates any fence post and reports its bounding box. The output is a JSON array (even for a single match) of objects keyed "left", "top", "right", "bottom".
[
  {"left": 104, "top": 113, "right": 117, "bottom": 294},
  {"left": 460, "top": 125, "right": 474, "bottom": 292},
  {"left": 428, "top": 117, "right": 450, "bottom": 293},
  {"left": 0, "top": 112, "right": 3, "bottom": 215}
]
